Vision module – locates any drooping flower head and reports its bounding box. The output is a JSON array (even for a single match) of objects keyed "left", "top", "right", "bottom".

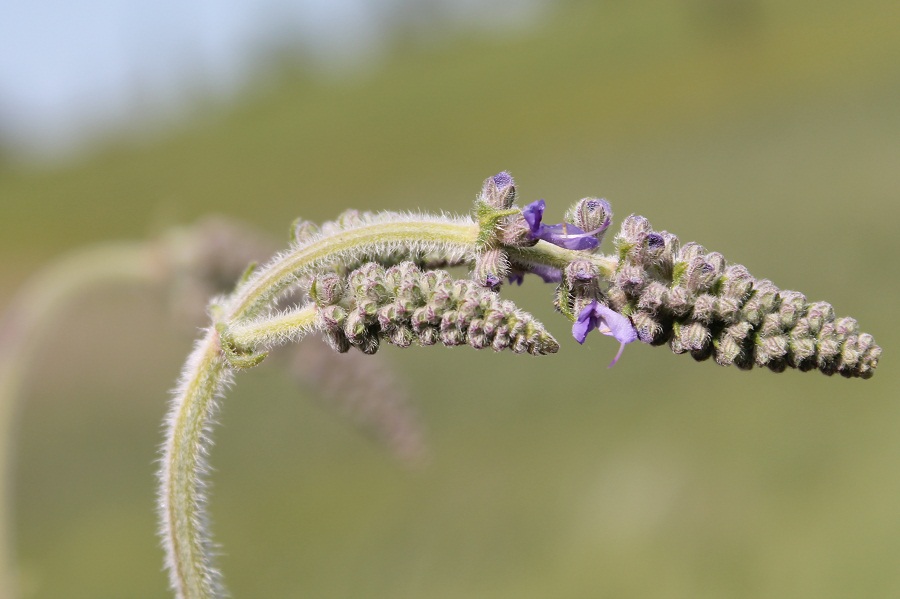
[
  {"left": 522, "top": 199, "right": 601, "bottom": 251},
  {"left": 573, "top": 300, "right": 638, "bottom": 367}
]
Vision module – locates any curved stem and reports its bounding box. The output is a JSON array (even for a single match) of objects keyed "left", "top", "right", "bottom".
[
  {"left": 160, "top": 215, "right": 621, "bottom": 598},
  {"left": 0, "top": 242, "right": 162, "bottom": 599},
  {"left": 228, "top": 218, "right": 478, "bottom": 319},
  {"left": 159, "top": 331, "right": 228, "bottom": 599},
  {"left": 225, "top": 304, "right": 318, "bottom": 350}
]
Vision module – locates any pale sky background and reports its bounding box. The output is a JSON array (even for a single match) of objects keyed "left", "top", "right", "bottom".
[{"left": 0, "top": 0, "right": 546, "bottom": 162}]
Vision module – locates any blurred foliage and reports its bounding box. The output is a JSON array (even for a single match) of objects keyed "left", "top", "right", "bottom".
[{"left": 1, "top": 0, "right": 899, "bottom": 597}]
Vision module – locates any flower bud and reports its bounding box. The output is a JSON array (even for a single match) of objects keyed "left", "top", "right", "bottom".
[
  {"left": 292, "top": 218, "right": 319, "bottom": 244},
  {"left": 713, "top": 296, "right": 741, "bottom": 324},
  {"left": 473, "top": 248, "right": 509, "bottom": 290},
  {"left": 720, "top": 264, "right": 754, "bottom": 302},
  {"left": 309, "top": 273, "right": 346, "bottom": 306},
  {"left": 666, "top": 285, "right": 692, "bottom": 317},
  {"left": 569, "top": 196, "right": 611, "bottom": 230},
  {"left": 565, "top": 259, "right": 598, "bottom": 287},
  {"left": 653, "top": 231, "right": 681, "bottom": 273},
  {"left": 806, "top": 301, "right": 834, "bottom": 335},
  {"left": 637, "top": 280, "right": 668, "bottom": 313},
  {"left": 778, "top": 291, "right": 806, "bottom": 328},
  {"left": 679, "top": 321, "right": 710, "bottom": 352},
  {"left": 834, "top": 316, "right": 859, "bottom": 337},
  {"left": 741, "top": 280, "right": 778, "bottom": 326},
  {"left": 756, "top": 335, "right": 788, "bottom": 365},
  {"left": 677, "top": 242, "right": 706, "bottom": 264},
  {"left": 631, "top": 310, "right": 667, "bottom": 344},
  {"left": 615, "top": 263, "right": 646, "bottom": 294},
  {"left": 691, "top": 293, "right": 716, "bottom": 323},
  {"left": 479, "top": 171, "right": 517, "bottom": 209},
  {"left": 322, "top": 329, "right": 351, "bottom": 353},
  {"left": 789, "top": 335, "right": 816, "bottom": 367},
  {"left": 336, "top": 209, "right": 365, "bottom": 227},
  {"left": 344, "top": 308, "right": 369, "bottom": 343}
]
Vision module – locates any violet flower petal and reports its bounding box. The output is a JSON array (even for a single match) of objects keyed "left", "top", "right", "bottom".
[
  {"left": 571, "top": 301, "right": 638, "bottom": 367},
  {"left": 537, "top": 223, "right": 600, "bottom": 251},
  {"left": 592, "top": 304, "right": 638, "bottom": 345},
  {"left": 530, "top": 264, "right": 563, "bottom": 283},
  {"left": 572, "top": 303, "right": 596, "bottom": 344},
  {"left": 522, "top": 199, "right": 545, "bottom": 235}
]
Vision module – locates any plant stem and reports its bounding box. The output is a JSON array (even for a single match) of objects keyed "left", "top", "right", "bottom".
[
  {"left": 159, "top": 331, "right": 228, "bottom": 599},
  {"left": 160, "top": 215, "right": 621, "bottom": 598}
]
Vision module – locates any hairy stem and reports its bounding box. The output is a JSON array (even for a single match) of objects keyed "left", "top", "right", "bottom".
[
  {"left": 225, "top": 304, "right": 318, "bottom": 350},
  {"left": 508, "top": 243, "right": 617, "bottom": 279},
  {"left": 228, "top": 218, "right": 479, "bottom": 319},
  {"left": 159, "top": 332, "right": 229, "bottom": 599},
  {"left": 160, "top": 214, "right": 622, "bottom": 598}
]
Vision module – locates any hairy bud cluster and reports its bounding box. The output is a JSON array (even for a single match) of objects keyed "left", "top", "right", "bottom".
[
  {"left": 605, "top": 215, "right": 881, "bottom": 378},
  {"left": 310, "top": 262, "right": 559, "bottom": 356}
]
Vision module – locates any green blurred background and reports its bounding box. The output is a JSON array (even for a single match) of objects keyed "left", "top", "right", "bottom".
[{"left": 1, "top": 1, "right": 899, "bottom": 597}]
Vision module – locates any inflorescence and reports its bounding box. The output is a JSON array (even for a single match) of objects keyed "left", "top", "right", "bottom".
[{"left": 161, "top": 170, "right": 882, "bottom": 599}]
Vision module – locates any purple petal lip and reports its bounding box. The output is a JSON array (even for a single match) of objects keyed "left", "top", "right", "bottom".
[
  {"left": 522, "top": 199, "right": 600, "bottom": 251},
  {"left": 572, "top": 300, "right": 638, "bottom": 367},
  {"left": 522, "top": 199, "right": 546, "bottom": 234},
  {"left": 507, "top": 272, "right": 525, "bottom": 286},
  {"left": 530, "top": 264, "right": 563, "bottom": 283}
]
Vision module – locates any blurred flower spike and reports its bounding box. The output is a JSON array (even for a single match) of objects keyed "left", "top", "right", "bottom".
[
  {"left": 522, "top": 199, "right": 601, "bottom": 250},
  {"left": 573, "top": 300, "right": 638, "bottom": 367}
]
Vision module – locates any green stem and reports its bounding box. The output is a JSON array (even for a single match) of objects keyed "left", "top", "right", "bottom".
[
  {"left": 507, "top": 242, "right": 618, "bottom": 279},
  {"left": 227, "top": 218, "right": 478, "bottom": 319},
  {"left": 226, "top": 304, "right": 318, "bottom": 349},
  {"left": 160, "top": 214, "right": 621, "bottom": 598},
  {"left": 159, "top": 331, "right": 228, "bottom": 599}
]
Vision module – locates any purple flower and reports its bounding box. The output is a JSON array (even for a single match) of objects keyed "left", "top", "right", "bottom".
[
  {"left": 522, "top": 199, "right": 600, "bottom": 251},
  {"left": 506, "top": 266, "right": 561, "bottom": 285},
  {"left": 531, "top": 264, "right": 563, "bottom": 283},
  {"left": 572, "top": 300, "right": 638, "bottom": 367}
]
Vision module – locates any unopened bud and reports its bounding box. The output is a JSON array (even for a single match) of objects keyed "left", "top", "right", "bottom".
[
  {"left": 479, "top": 171, "right": 517, "bottom": 209},
  {"left": 806, "top": 301, "right": 835, "bottom": 335},
  {"left": 310, "top": 273, "right": 346, "bottom": 306},
  {"left": 631, "top": 310, "right": 666, "bottom": 344},
  {"left": 680, "top": 321, "right": 710, "bottom": 352},
  {"left": 778, "top": 291, "right": 806, "bottom": 328},
  {"left": 637, "top": 280, "right": 668, "bottom": 313},
  {"left": 692, "top": 293, "right": 716, "bottom": 323},
  {"left": 291, "top": 218, "right": 319, "bottom": 244},
  {"left": 567, "top": 197, "right": 612, "bottom": 245},
  {"left": 473, "top": 248, "right": 509, "bottom": 290}
]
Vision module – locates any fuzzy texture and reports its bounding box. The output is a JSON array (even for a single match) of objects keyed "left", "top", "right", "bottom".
[
  {"left": 311, "top": 262, "right": 560, "bottom": 355},
  {"left": 227, "top": 212, "right": 478, "bottom": 321},
  {"left": 158, "top": 173, "right": 881, "bottom": 599},
  {"left": 602, "top": 214, "right": 881, "bottom": 378},
  {"left": 159, "top": 331, "right": 231, "bottom": 599}
]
